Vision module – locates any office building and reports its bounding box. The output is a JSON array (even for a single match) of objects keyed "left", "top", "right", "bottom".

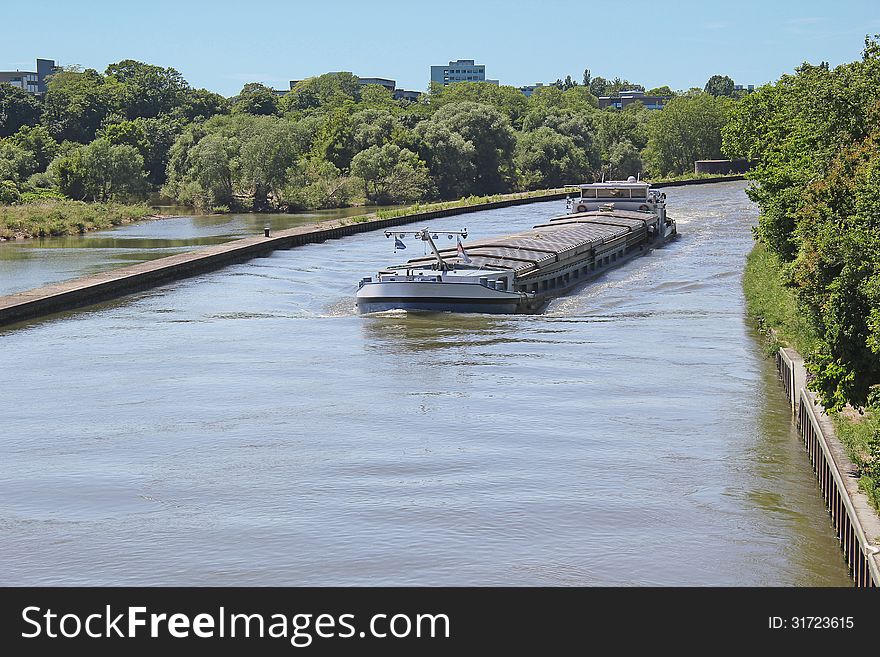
[
  {"left": 598, "top": 89, "right": 670, "bottom": 110},
  {"left": 0, "top": 58, "right": 57, "bottom": 95},
  {"left": 430, "top": 59, "right": 498, "bottom": 86}
]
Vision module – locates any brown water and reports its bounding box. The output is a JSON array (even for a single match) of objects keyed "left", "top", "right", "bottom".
[{"left": 0, "top": 182, "right": 852, "bottom": 585}]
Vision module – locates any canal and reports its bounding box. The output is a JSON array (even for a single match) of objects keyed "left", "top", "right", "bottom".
[
  {"left": 0, "top": 181, "right": 852, "bottom": 585},
  {"left": 0, "top": 204, "right": 398, "bottom": 296}
]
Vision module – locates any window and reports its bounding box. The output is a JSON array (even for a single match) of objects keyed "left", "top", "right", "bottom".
[
  {"left": 581, "top": 188, "right": 597, "bottom": 198},
  {"left": 597, "top": 188, "right": 631, "bottom": 199}
]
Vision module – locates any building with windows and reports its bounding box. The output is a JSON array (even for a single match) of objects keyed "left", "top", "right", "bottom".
[
  {"left": 733, "top": 84, "right": 755, "bottom": 93},
  {"left": 518, "top": 83, "right": 547, "bottom": 97},
  {"left": 430, "top": 60, "right": 498, "bottom": 87},
  {"left": 358, "top": 77, "right": 396, "bottom": 92},
  {"left": 0, "top": 58, "right": 57, "bottom": 95},
  {"left": 598, "top": 89, "right": 669, "bottom": 110}
]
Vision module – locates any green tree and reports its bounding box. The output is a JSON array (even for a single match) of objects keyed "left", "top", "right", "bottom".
[
  {"left": 9, "top": 124, "right": 58, "bottom": 172},
  {"left": 177, "top": 87, "right": 229, "bottom": 122},
  {"left": 413, "top": 121, "right": 477, "bottom": 199},
  {"left": 350, "top": 143, "right": 431, "bottom": 203},
  {"left": 643, "top": 93, "right": 732, "bottom": 176},
  {"left": 350, "top": 108, "right": 397, "bottom": 152},
  {"left": 608, "top": 140, "right": 643, "bottom": 179},
  {"left": 80, "top": 138, "right": 148, "bottom": 201},
  {"left": 0, "top": 84, "right": 42, "bottom": 137},
  {"left": 47, "top": 143, "right": 87, "bottom": 199},
  {"left": 231, "top": 82, "right": 279, "bottom": 116},
  {"left": 429, "top": 82, "right": 530, "bottom": 127},
  {"left": 105, "top": 59, "right": 189, "bottom": 119},
  {"left": 423, "top": 101, "right": 516, "bottom": 195},
  {"left": 285, "top": 72, "right": 360, "bottom": 111},
  {"left": 704, "top": 75, "right": 736, "bottom": 97},
  {"left": 722, "top": 37, "right": 880, "bottom": 407},
  {"left": 282, "top": 158, "right": 364, "bottom": 210},
  {"left": 41, "top": 67, "right": 122, "bottom": 143},
  {"left": 521, "top": 108, "right": 600, "bottom": 172},
  {"left": 102, "top": 116, "right": 182, "bottom": 187},
  {"left": 589, "top": 76, "right": 610, "bottom": 97},
  {"left": 359, "top": 84, "right": 395, "bottom": 107},
  {"left": 647, "top": 86, "right": 675, "bottom": 97},
  {"left": 515, "top": 126, "right": 588, "bottom": 189},
  {"left": 0, "top": 140, "right": 37, "bottom": 183}
]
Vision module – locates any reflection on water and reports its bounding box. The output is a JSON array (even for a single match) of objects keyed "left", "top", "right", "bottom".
[
  {"left": 0, "top": 182, "right": 852, "bottom": 585},
  {"left": 0, "top": 205, "right": 402, "bottom": 296}
]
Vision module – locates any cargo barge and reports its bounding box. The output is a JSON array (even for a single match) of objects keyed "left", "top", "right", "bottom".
[{"left": 356, "top": 178, "right": 676, "bottom": 314}]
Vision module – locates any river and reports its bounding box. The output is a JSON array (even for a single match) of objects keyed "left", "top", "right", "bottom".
[{"left": 0, "top": 181, "right": 851, "bottom": 585}]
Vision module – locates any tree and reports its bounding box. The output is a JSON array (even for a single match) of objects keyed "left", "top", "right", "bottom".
[
  {"left": 102, "top": 116, "right": 182, "bottom": 186},
  {"left": 80, "top": 138, "right": 148, "bottom": 201},
  {"left": 105, "top": 59, "right": 189, "bottom": 119},
  {"left": 413, "top": 121, "right": 477, "bottom": 199},
  {"left": 350, "top": 144, "right": 431, "bottom": 203},
  {"left": 237, "top": 116, "right": 303, "bottom": 209},
  {"left": 719, "top": 37, "right": 880, "bottom": 407},
  {"left": 596, "top": 102, "right": 651, "bottom": 156},
  {"left": 281, "top": 158, "right": 363, "bottom": 210},
  {"left": 162, "top": 114, "right": 310, "bottom": 209},
  {"left": 0, "top": 140, "right": 37, "bottom": 183},
  {"left": 704, "top": 75, "right": 736, "bottom": 97},
  {"left": 0, "top": 85, "right": 42, "bottom": 138},
  {"left": 423, "top": 101, "right": 516, "bottom": 195},
  {"left": 47, "top": 143, "right": 87, "bottom": 199},
  {"left": 608, "top": 140, "right": 643, "bottom": 179},
  {"left": 9, "top": 124, "right": 58, "bottom": 172},
  {"left": 582, "top": 69, "right": 592, "bottom": 87},
  {"left": 359, "top": 84, "right": 395, "bottom": 107},
  {"left": 589, "top": 76, "right": 610, "bottom": 97},
  {"left": 643, "top": 93, "right": 733, "bottom": 176},
  {"left": 285, "top": 72, "right": 360, "bottom": 110},
  {"left": 41, "top": 67, "right": 122, "bottom": 143},
  {"left": 521, "top": 108, "right": 600, "bottom": 171},
  {"left": 429, "top": 82, "right": 529, "bottom": 127},
  {"left": 231, "top": 82, "right": 279, "bottom": 116},
  {"left": 515, "top": 127, "right": 588, "bottom": 189},
  {"left": 177, "top": 88, "right": 228, "bottom": 121},
  {"left": 349, "top": 108, "right": 397, "bottom": 152},
  {"left": 647, "top": 86, "right": 675, "bottom": 97}
]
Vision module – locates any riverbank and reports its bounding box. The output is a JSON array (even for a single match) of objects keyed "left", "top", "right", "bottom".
[
  {"left": 0, "top": 200, "right": 158, "bottom": 241},
  {"left": 743, "top": 241, "right": 880, "bottom": 511}
]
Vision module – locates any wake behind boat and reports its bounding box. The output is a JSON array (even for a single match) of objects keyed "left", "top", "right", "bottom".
[{"left": 356, "top": 178, "right": 676, "bottom": 314}]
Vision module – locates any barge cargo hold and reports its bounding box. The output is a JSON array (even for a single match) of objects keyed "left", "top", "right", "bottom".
[{"left": 356, "top": 180, "right": 676, "bottom": 314}]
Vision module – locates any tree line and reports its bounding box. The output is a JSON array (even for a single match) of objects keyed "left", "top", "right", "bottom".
[
  {"left": 1, "top": 60, "right": 739, "bottom": 210},
  {"left": 723, "top": 37, "right": 880, "bottom": 411}
]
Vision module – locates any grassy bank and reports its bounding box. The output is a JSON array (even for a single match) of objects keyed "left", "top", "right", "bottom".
[
  {"left": 0, "top": 200, "right": 156, "bottom": 240},
  {"left": 336, "top": 189, "right": 567, "bottom": 226},
  {"left": 743, "top": 241, "right": 880, "bottom": 509},
  {"left": 742, "top": 242, "right": 817, "bottom": 355}
]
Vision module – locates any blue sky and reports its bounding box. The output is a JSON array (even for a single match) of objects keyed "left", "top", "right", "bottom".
[{"left": 3, "top": 0, "right": 878, "bottom": 96}]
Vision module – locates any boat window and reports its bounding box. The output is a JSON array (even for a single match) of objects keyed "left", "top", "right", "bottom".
[
  {"left": 581, "top": 188, "right": 597, "bottom": 198},
  {"left": 597, "top": 188, "right": 630, "bottom": 199}
]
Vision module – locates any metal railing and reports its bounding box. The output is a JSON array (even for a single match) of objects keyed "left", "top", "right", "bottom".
[
  {"left": 797, "top": 393, "right": 880, "bottom": 587},
  {"left": 775, "top": 345, "right": 879, "bottom": 586}
]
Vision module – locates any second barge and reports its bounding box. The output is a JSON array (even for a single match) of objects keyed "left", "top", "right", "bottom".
[{"left": 356, "top": 178, "right": 676, "bottom": 314}]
